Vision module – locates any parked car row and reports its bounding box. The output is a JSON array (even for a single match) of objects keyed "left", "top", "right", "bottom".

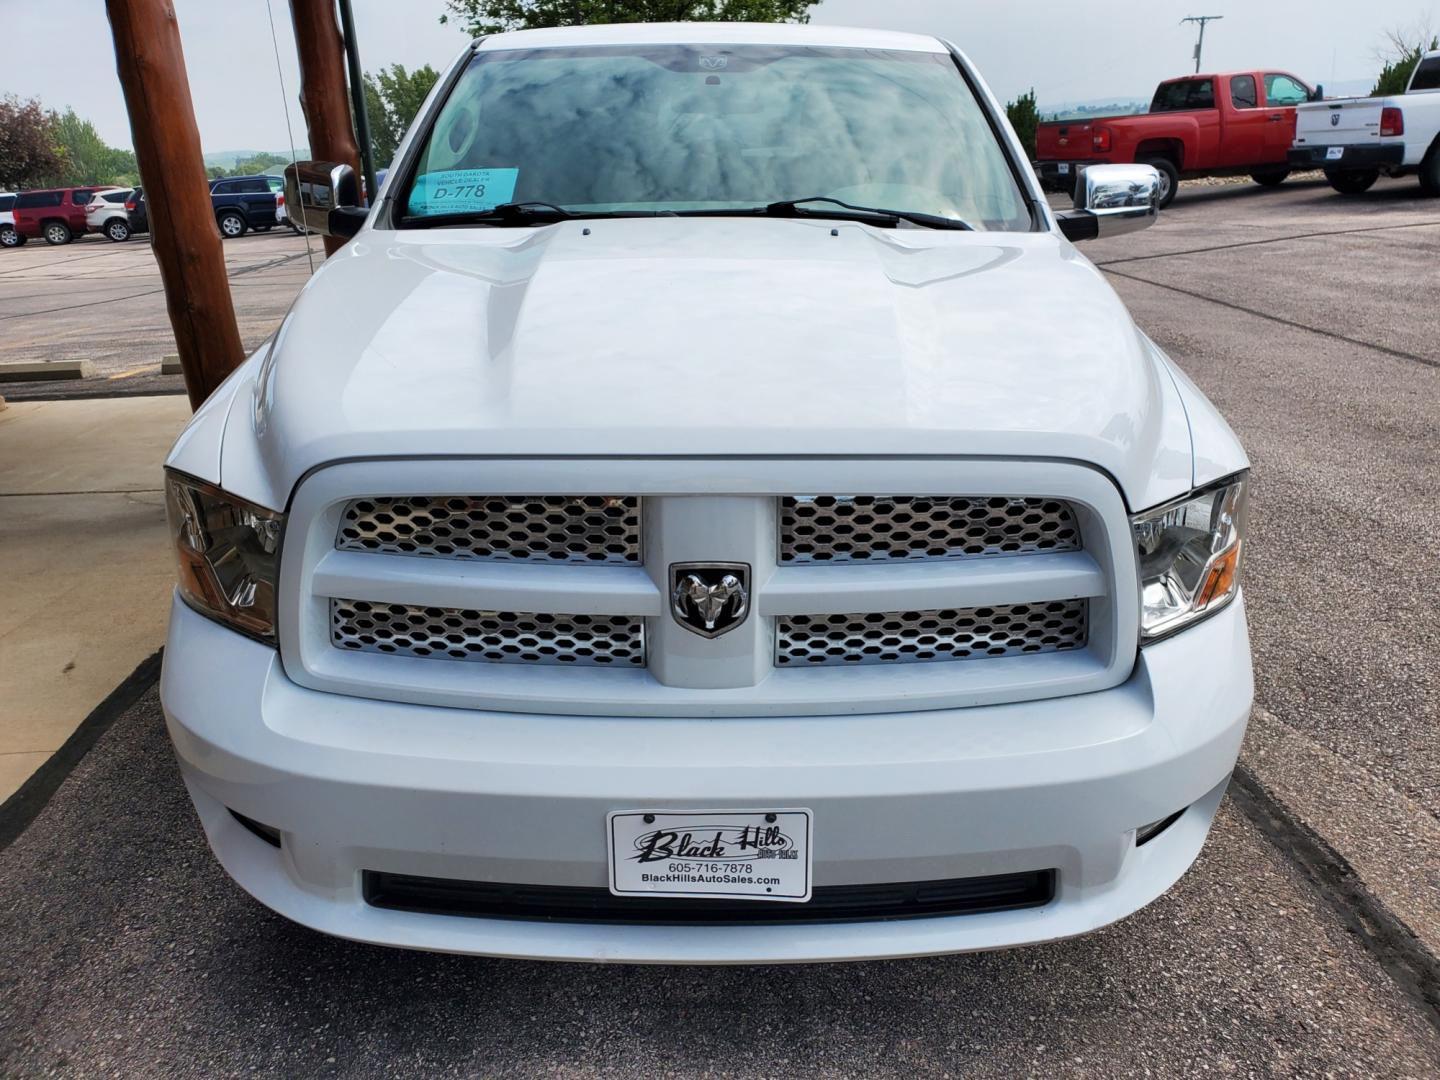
[
  {"left": 0, "top": 173, "right": 298, "bottom": 249},
  {"left": 1033, "top": 51, "right": 1440, "bottom": 205},
  {"left": 1, "top": 186, "right": 112, "bottom": 246}
]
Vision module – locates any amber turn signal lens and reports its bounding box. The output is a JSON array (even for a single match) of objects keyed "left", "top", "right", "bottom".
[{"left": 1196, "top": 542, "right": 1241, "bottom": 609}]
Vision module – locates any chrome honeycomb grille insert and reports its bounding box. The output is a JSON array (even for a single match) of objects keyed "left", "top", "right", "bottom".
[
  {"left": 779, "top": 496, "right": 1080, "bottom": 564},
  {"left": 336, "top": 496, "right": 641, "bottom": 564},
  {"left": 776, "top": 600, "right": 1087, "bottom": 667},
  {"left": 331, "top": 599, "right": 645, "bottom": 666}
]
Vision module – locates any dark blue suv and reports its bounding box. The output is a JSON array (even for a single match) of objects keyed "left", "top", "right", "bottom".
[{"left": 209, "top": 175, "right": 283, "bottom": 238}]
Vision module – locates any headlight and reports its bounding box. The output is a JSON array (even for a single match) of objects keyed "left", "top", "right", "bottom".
[
  {"left": 165, "top": 471, "right": 283, "bottom": 642},
  {"left": 1132, "top": 474, "right": 1247, "bottom": 642}
]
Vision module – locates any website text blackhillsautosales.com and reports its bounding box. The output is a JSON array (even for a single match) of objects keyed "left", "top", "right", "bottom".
[{"left": 641, "top": 868, "right": 783, "bottom": 887}]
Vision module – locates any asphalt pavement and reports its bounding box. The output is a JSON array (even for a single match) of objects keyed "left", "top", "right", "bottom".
[
  {"left": 2, "top": 685, "right": 1436, "bottom": 1077},
  {"left": 0, "top": 229, "right": 317, "bottom": 398},
  {"left": 1, "top": 174, "right": 1438, "bottom": 1076}
]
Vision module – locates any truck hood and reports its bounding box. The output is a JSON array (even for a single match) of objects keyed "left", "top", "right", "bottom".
[{"left": 236, "top": 217, "right": 1196, "bottom": 509}]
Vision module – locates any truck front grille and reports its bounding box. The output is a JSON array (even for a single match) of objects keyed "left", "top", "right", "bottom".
[
  {"left": 779, "top": 495, "right": 1079, "bottom": 564},
  {"left": 336, "top": 495, "right": 641, "bottom": 564},
  {"left": 775, "top": 600, "right": 1088, "bottom": 667},
  {"left": 330, "top": 599, "right": 645, "bottom": 666},
  {"left": 292, "top": 460, "right": 1130, "bottom": 716}
]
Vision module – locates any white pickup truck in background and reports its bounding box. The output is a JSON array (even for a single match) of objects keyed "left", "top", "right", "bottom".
[{"left": 1290, "top": 50, "right": 1440, "bottom": 194}]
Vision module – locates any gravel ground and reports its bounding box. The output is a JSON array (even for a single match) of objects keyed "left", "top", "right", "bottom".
[{"left": 1, "top": 688, "right": 1437, "bottom": 1078}]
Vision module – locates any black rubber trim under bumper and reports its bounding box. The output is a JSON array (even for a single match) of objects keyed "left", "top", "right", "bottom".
[
  {"left": 1288, "top": 144, "right": 1405, "bottom": 169},
  {"left": 363, "top": 869, "right": 1056, "bottom": 925}
]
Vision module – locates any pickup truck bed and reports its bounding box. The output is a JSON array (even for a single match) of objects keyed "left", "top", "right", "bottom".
[{"left": 1290, "top": 50, "right": 1440, "bottom": 194}]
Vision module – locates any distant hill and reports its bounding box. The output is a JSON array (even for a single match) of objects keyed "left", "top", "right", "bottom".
[
  {"left": 1042, "top": 97, "right": 1149, "bottom": 121},
  {"left": 203, "top": 149, "right": 308, "bottom": 169},
  {"left": 1041, "top": 77, "right": 1375, "bottom": 120}
]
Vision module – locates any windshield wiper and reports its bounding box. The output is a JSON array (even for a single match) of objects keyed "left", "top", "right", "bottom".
[
  {"left": 762, "top": 197, "right": 975, "bottom": 231},
  {"left": 400, "top": 197, "right": 975, "bottom": 231},
  {"left": 399, "top": 202, "right": 659, "bottom": 228}
]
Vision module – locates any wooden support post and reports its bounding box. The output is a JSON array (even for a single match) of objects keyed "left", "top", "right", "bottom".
[
  {"left": 289, "top": 0, "right": 363, "bottom": 257},
  {"left": 106, "top": 0, "right": 247, "bottom": 410}
]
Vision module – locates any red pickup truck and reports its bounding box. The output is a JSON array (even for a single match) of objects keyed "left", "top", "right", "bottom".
[{"left": 1035, "top": 71, "right": 1320, "bottom": 208}]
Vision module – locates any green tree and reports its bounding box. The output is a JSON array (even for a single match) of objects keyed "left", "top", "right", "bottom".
[
  {"left": 362, "top": 64, "right": 441, "bottom": 167},
  {"left": 440, "top": 0, "right": 814, "bottom": 37},
  {"left": 1005, "top": 88, "right": 1040, "bottom": 160},
  {"left": 0, "top": 95, "right": 64, "bottom": 189},
  {"left": 46, "top": 108, "right": 138, "bottom": 187},
  {"left": 231, "top": 151, "right": 293, "bottom": 175},
  {"left": 1372, "top": 27, "right": 1439, "bottom": 95}
]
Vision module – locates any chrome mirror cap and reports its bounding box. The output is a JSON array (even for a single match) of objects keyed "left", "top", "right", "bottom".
[
  {"left": 283, "top": 161, "right": 361, "bottom": 238},
  {"left": 1055, "top": 163, "right": 1160, "bottom": 243}
]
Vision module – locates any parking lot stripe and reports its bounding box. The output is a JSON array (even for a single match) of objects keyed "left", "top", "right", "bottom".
[
  {"left": 108, "top": 365, "right": 157, "bottom": 381},
  {"left": 1095, "top": 220, "right": 1440, "bottom": 268},
  {"left": 0, "top": 287, "right": 168, "bottom": 322},
  {"left": 1231, "top": 765, "right": 1440, "bottom": 1035},
  {"left": 1103, "top": 268, "right": 1440, "bottom": 371}
]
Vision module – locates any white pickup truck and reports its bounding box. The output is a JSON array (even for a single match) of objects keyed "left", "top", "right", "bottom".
[
  {"left": 1290, "top": 50, "right": 1440, "bottom": 194},
  {"left": 160, "top": 23, "right": 1253, "bottom": 963}
]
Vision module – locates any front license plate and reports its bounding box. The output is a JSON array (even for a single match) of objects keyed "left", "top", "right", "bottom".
[
  {"left": 1057, "top": 162, "right": 1071, "bottom": 174},
  {"left": 1326, "top": 146, "right": 1345, "bottom": 160},
  {"left": 607, "top": 809, "right": 813, "bottom": 902}
]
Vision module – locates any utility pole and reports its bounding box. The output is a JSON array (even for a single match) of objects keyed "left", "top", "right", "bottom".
[
  {"left": 1181, "top": 15, "right": 1224, "bottom": 74},
  {"left": 105, "top": 0, "right": 246, "bottom": 408}
]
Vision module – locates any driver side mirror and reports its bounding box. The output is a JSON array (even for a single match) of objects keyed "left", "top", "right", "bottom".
[
  {"left": 1311, "top": 84, "right": 1325, "bottom": 102},
  {"left": 1056, "top": 163, "right": 1160, "bottom": 243},
  {"left": 283, "top": 160, "right": 367, "bottom": 239}
]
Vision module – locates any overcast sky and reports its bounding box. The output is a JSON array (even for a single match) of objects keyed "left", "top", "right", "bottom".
[{"left": 3, "top": 0, "right": 1435, "bottom": 152}]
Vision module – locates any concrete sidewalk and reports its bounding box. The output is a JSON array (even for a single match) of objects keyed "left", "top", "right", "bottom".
[{"left": 0, "top": 394, "right": 190, "bottom": 801}]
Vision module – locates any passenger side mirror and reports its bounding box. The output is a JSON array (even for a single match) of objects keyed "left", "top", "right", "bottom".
[
  {"left": 283, "top": 161, "right": 367, "bottom": 239},
  {"left": 1056, "top": 163, "right": 1160, "bottom": 243}
]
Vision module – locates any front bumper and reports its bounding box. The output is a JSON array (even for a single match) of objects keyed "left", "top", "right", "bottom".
[
  {"left": 162, "top": 592, "right": 1252, "bottom": 963},
  {"left": 1288, "top": 144, "right": 1406, "bottom": 169}
]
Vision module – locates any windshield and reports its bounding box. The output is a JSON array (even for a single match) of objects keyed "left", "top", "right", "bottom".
[
  {"left": 1412, "top": 57, "right": 1440, "bottom": 92},
  {"left": 399, "top": 44, "right": 1032, "bottom": 231}
]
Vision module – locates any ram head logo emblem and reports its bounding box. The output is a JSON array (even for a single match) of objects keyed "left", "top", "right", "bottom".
[{"left": 669, "top": 563, "right": 750, "bottom": 638}]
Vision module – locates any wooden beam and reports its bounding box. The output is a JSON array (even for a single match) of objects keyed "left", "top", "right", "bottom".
[
  {"left": 105, "top": 0, "right": 247, "bottom": 410},
  {"left": 289, "top": 0, "right": 363, "bottom": 257}
]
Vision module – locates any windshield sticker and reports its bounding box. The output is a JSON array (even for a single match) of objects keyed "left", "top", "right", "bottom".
[{"left": 407, "top": 168, "right": 518, "bottom": 216}]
